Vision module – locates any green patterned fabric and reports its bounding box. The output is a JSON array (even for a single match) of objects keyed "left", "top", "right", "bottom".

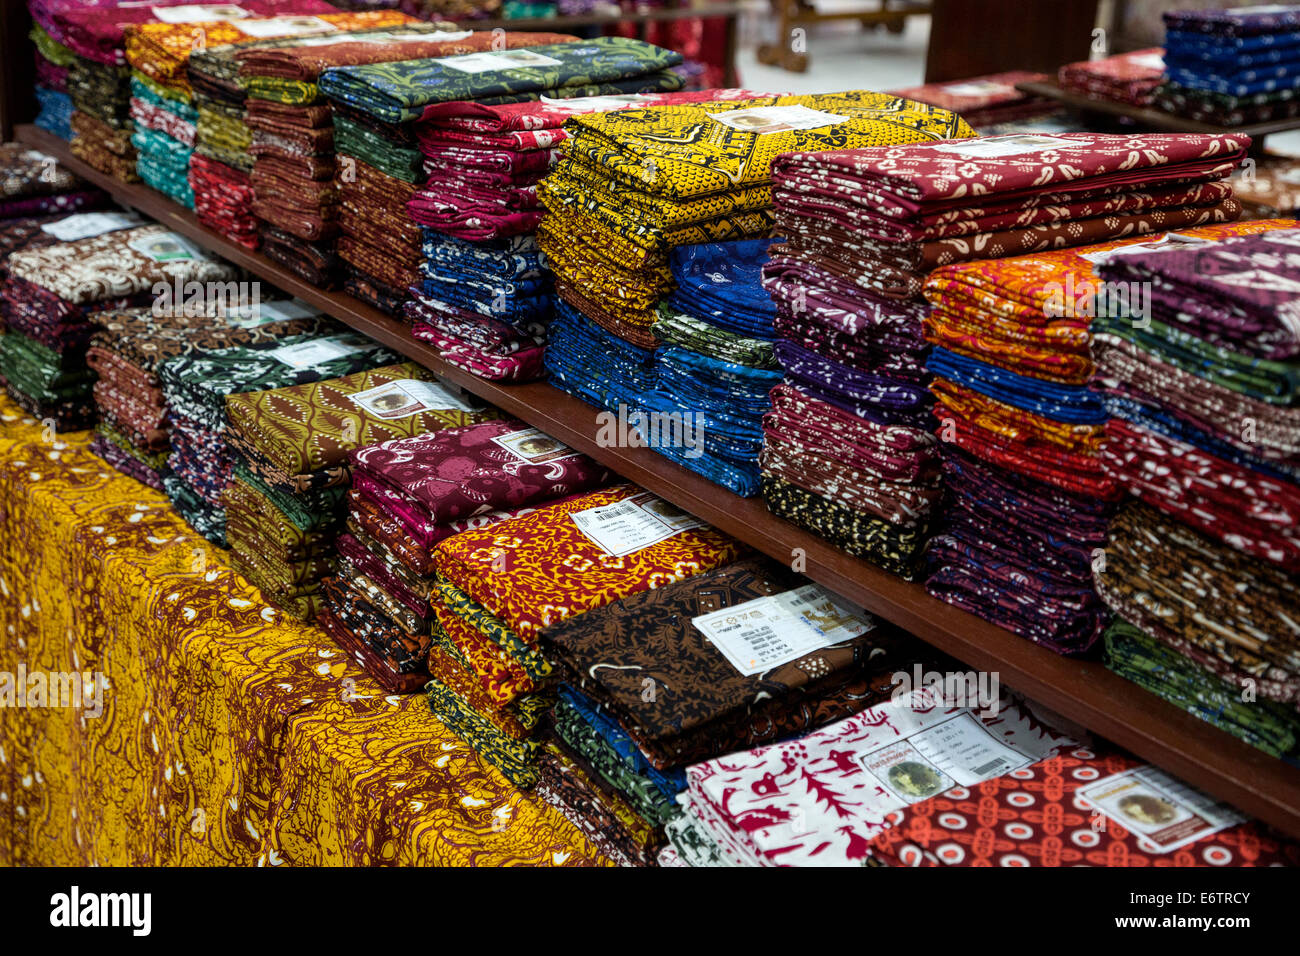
[
  {"left": 665, "top": 814, "right": 736, "bottom": 867},
  {"left": 242, "top": 75, "right": 321, "bottom": 106},
  {"left": 424, "top": 676, "right": 539, "bottom": 787},
  {"left": 231, "top": 463, "right": 345, "bottom": 532},
  {"left": 333, "top": 114, "right": 422, "bottom": 182},
  {"left": 31, "top": 24, "right": 75, "bottom": 67},
  {"left": 1092, "top": 314, "right": 1300, "bottom": 404},
  {"left": 435, "top": 577, "right": 551, "bottom": 682},
  {"left": 316, "top": 36, "right": 684, "bottom": 123},
  {"left": 1104, "top": 619, "right": 1300, "bottom": 761},
  {"left": 551, "top": 699, "right": 678, "bottom": 826},
  {"left": 652, "top": 304, "right": 778, "bottom": 368}
]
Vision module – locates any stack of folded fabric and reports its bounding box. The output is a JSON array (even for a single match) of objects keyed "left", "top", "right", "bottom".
[
  {"left": 1099, "top": 504, "right": 1300, "bottom": 764},
  {"left": 127, "top": 73, "right": 199, "bottom": 206},
  {"left": 1058, "top": 47, "right": 1167, "bottom": 107},
  {"left": 1087, "top": 225, "right": 1300, "bottom": 757},
  {"left": 124, "top": 11, "right": 340, "bottom": 209},
  {"left": 57, "top": 0, "right": 316, "bottom": 183},
  {"left": 32, "top": 23, "right": 76, "bottom": 139},
  {"left": 866, "top": 742, "right": 1300, "bottom": 866},
  {"left": 765, "top": 130, "right": 1247, "bottom": 622},
  {"left": 3, "top": 223, "right": 237, "bottom": 430},
  {"left": 541, "top": 557, "right": 924, "bottom": 861},
  {"left": 159, "top": 327, "right": 399, "bottom": 543},
  {"left": 0, "top": 142, "right": 105, "bottom": 220},
  {"left": 186, "top": 9, "right": 418, "bottom": 249},
  {"left": 410, "top": 89, "right": 770, "bottom": 379},
  {"left": 319, "top": 36, "right": 687, "bottom": 323},
  {"left": 326, "top": 417, "right": 611, "bottom": 690},
  {"left": 222, "top": 361, "right": 498, "bottom": 618},
  {"left": 545, "top": 296, "right": 659, "bottom": 408},
  {"left": 427, "top": 483, "right": 744, "bottom": 788},
  {"left": 1092, "top": 225, "right": 1300, "bottom": 569},
  {"left": 85, "top": 298, "right": 332, "bottom": 491},
  {"left": 240, "top": 21, "right": 553, "bottom": 286},
  {"left": 1233, "top": 155, "right": 1300, "bottom": 218},
  {"left": 539, "top": 91, "right": 970, "bottom": 425},
  {"left": 676, "top": 692, "right": 1076, "bottom": 866},
  {"left": 920, "top": 214, "right": 1273, "bottom": 655},
  {"left": 888, "top": 71, "right": 1055, "bottom": 129},
  {"left": 618, "top": 238, "right": 781, "bottom": 495},
  {"left": 1156, "top": 5, "right": 1300, "bottom": 126}
]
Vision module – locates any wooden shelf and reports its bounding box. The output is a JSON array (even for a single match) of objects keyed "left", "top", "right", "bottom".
[
  {"left": 18, "top": 122, "right": 1300, "bottom": 839},
  {"left": 1016, "top": 78, "right": 1300, "bottom": 140}
]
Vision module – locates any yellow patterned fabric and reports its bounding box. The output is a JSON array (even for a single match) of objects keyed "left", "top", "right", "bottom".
[
  {"left": 559, "top": 92, "right": 977, "bottom": 198},
  {"left": 0, "top": 394, "right": 609, "bottom": 866}
]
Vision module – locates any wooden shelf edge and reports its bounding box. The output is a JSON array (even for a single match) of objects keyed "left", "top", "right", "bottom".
[
  {"left": 1015, "top": 79, "right": 1300, "bottom": 139},
  {"left": 18, "top": 123, "right": 1300, "bottom": 838}
]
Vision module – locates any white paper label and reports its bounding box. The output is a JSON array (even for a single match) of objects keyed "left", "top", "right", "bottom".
[
  {"left": 231, "top": 16, "right": 336, "bottom": 38},
  {"left": 1127, "top": 52, "right": 1166, "bottom": 71},
  {"left": 348, "top": 378, "right": 477, "bottom": 418},
  {"left": 1277, "top": 166, "right": 1300, "bottom": 185},
  {"left": 1079, "top": 232, "right": 1212, "bottom": 264},
  {"left": 859, "top": 712, "right": 1039, "bottom": 803},
  {"left": 1077, "top": 766, "right": 1247, "bottom": 854},
  {"left": 927, "top": 133, "right": 1079, "bottom": 157},
  {"left": 264, "top": 334, "right": 368, "bottom": 368},
  {"left": 939, "top": 80, "right": 1016, "bottom": 97},
  {"left": 436, "top": 49, "right": 565, "bottom": 73},
  {"left": 236, "top": 297, "right": 320, "bottom": 326},
  {"left": 693, "top": 584, "right": 874, "bottom": 676},
  {"left": 490, "top": 427, "right": 578, "bottom": 464},
  {"left": 710, "top": 104, "right": 847, "bottom": 134},
  {"left": 569, "top": 492, "right": 705, "bottom": 557},
  {"left": 127, "top": 231, "right": 210, "bottom": 262},
  {"left": 151, "top": 4, "right": 248, "bottom": 23},
  {"left": 40, "top": 211, "right": 143, "bottom": 241},
  {"left": 539, "top": 93, "right": 654, "bottom": 112}
]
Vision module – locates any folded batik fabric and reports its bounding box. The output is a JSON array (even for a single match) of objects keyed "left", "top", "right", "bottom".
[
  {"left": 352, "top": 417, "right": 611, "bottom": 532},
  {"left": 317, "top": 36, "right": 683, "bottom": 124},
  {"left": 1059, "top": 48, "right": 1167, "bottom": 106},
  {"left": 541, "top": 557, "right": 923, "bottom": 769},
  {"left": 1101, "top": 417, "right": 1300, "bottom": 570},
  {"left": 225, "top": 360, "right": 499, "bottom": 493},
  {"left": 1231, "top": 156, "right": 1300, "bottom": 216},
  {"left": 7, "top": 223, "right": 237, "bottom": 304},
  {"left": 682, "top": 694, "right": 1076, "bottom": 867},
  {"left": 1096, "top": 502, "right": 1300, "bottom": 705},
  {"left": 535, "top": 742, "right": 661, "bottom": 867},
  {"left": 0, "top": 142, "right": 88, "bottom": 202},
  {"left": 435, "top": 483, "right": 744, "bottom": 643},
  {"left": 888, "top": 71, "right": 1054, "bottom": 126},
  {"left": 258, "top": 225, "right": 338, "bottom": 285},
  {"left": 866, "top": 746, "right": 1300, "bottom": 867},
  {"left": 1094, "top": 227, "right": 1300, "bottom": 361},
  {"left": 1103, "top": 619, "right": 1300, "bottom": 763}
]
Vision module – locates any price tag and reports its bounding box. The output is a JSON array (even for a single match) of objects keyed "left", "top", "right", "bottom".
[
  {"left": 40, "top": 211, "right": 143, "bottom": 241},
  {"left": 709, "top": 104, "right": 847, "bottom": 134},
  {"left": 570, "top": 493, "right": 704, "bottom": 557}
]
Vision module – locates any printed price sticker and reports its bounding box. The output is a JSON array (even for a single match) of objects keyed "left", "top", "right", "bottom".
[
  {"left": 569, "top": 493, "right": 704, "bottom": 557},
  {"left": 265, "top": 334, "right": 369, "bottom": 368},
  {"left": 348, "top": 378, "right": 478, "bottom": 418},
  {"left": 436, "top": 49, "right": 564, "bottom": 73},
  {"left": 40, "top": 211, "right": 143, "bottom": 241},
  {"left": 1078, "top": 766, "right": 1247, "bottom": 854},
  {"left": 927, "top": 133, "right": 1079, "bottom": 157},
  {"left": 709, "top": 104, "right": 847, "bottom": 134}
]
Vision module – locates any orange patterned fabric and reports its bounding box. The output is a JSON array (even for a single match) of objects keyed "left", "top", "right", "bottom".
[
  {"left": 434, "top": 484, "right": 746, "bottom": 643},
  {"left": 0, "top": 393, "right": 608, "bottom": 866}
]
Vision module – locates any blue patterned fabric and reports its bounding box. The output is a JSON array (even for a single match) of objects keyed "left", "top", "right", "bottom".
[
  {"left": 928, "top": 347, "right": 1107, "bottom": 423},
  {"left": 35, "top": 86, "right": 73, "bottom": 140},
  {"left": 559, "top": 685, "right": 687, "bottom": 798},
  {"left": 668, "top": 238, "right": 777, "bottom": 338}
]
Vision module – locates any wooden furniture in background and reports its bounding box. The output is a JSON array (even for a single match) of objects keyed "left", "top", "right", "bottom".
[{"left": 755, "top": 0, "right": 929, "bottom": 73}]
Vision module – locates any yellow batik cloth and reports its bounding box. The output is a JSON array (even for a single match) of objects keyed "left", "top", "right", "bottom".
[{"left": 0, "top": 393, "right": 610, "bottom": 866}]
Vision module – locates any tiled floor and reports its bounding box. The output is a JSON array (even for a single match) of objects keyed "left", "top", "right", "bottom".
[{"left": 734, "top": 5, "right": 930, "bottom": 95}]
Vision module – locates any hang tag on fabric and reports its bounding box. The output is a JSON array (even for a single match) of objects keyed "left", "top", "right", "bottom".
[{"left": 1077, "top": 766, "right": 1246, "bottom": 854}]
